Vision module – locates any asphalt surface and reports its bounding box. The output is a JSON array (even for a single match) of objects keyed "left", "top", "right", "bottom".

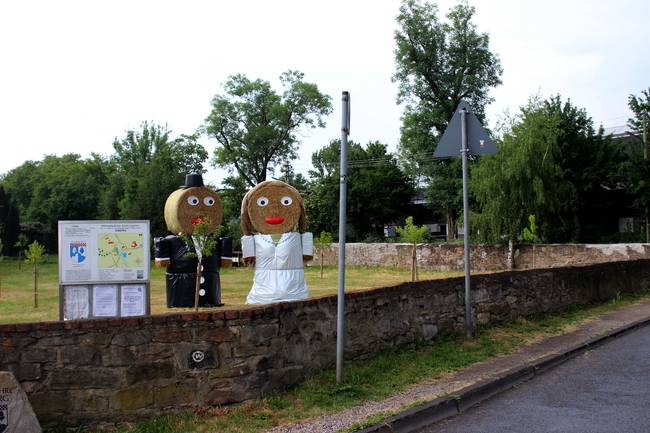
[
  {"left": 417, "top": 323, "right": 650, "bottom": 432},
  {"left": 357, "top": 298, "right": 650, "bottom": 433}
]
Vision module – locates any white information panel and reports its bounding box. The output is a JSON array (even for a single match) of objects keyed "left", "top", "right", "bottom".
[
  {"left": 59, "top": 220, "right": 150, "bottom": 284},
  {"left": 58, "top": 220, "right": 151, "bottom": 320}
]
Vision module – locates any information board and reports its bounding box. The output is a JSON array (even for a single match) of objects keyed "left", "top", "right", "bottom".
[
  {"left": 58, "top": 220, "right": 151, "bottom": 320},
  {"left": 59, "top": 220, "right": 150, "bottom": 284}
]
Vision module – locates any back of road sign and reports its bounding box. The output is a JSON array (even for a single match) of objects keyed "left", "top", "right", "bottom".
[{"left": 433, "top": 100, "right": 497, "bottom": 157}]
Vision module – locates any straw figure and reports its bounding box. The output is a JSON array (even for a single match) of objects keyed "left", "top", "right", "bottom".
[
  {"left": 154, "top": 174, "right": 232, "bottom": 308},
  {"left": 241, "top": 180, "right": 313, "bottom": 304}
]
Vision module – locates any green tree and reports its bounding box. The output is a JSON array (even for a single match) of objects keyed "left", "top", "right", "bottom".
[
  {"left": 3, "top": 154, "right": 108, "bottom": 251},
  {"left": 0, "top": 238, "right": 3, "bottom": 298},
  {"left": 14, "top": 233, "right": 29, "bottom": 270},
  {"left": 105, "top": 122, "right": 209, "bottom": 236},
  {"left": 624, "top": 88, "right": 650, "bottom": 241},
  {"left": 470, "top": 95, "right": 571, "bottom": 247},
  {"left": 544, "top": 96, "right": 626, "bottom": 242},
  {"left": 205, "top": 70, "right": 332, "bottom": 188},
  {"left": 0, "top": 185, "right": 21, "bottom": 257},
  {"left": 24, "top": 240, "right": 46, "bottom": 308},
  {"left": 313, "top": 231, "right": 333, "bottom": 279},
  {"left": 396, "top": 216, "right": 428, "bottom": 281},
  {"left": 306, "top": 140, "right": 416, "bottom": 241},
  {"left": 393, "top": 0, "right": 503, "bottom": 238},
  {"left": 522, "top": 215, "right": 539, "bottom": 244}
]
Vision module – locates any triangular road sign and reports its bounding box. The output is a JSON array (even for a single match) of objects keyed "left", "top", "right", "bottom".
[{"left": 434, "top": 100, "right": 497, "bottom": 157}]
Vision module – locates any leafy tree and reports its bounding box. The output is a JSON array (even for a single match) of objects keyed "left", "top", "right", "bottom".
[
  {"left": 205, "top": 70, "right": 332, "bottom": 188},
  {"left": 544, "top": 96, "right": 627, "bottom": 242},
  {"left": 3, "top": 154, "right": 109, "bottom": 251},
  {"left": 627, "top": 88, "right": 650, "bottom": 135},
  {"left": 0, "top": 185, "right": 21, "bottom": 257},
  {"left": 0, "top": 238, "right": 3, "bottom": 298},
  {"left": 105, "top": 122, "right": 209, "bottom": 236},
  {"left": 396, "top": 216, "right": 428, "bottom": 281},
  {"left": 24, "top": 240, "right": 46, "bottom": 308},
  {"left": 306, "top": 140, "right": 416, "bottom": 241},
  {"left": 470, "top": 95, "right": 565, "bottom": 244},
  {"left": 0, "top": 160, "right": 39, "bottom": 214},
  {"left": 313, "top": 231, "right": 333, "bottom": 279},
  {"left": 14, "top": 233, "right": 29, "bottom": 270},
  {"left": 624, "top": 88, "right": 650, "bottom": 240},
  {"left": 522, "top": 215, "right": 539, "bottom": 244},
  {"left": 393, "top": 0, "right": 503, "bottom": 238}
]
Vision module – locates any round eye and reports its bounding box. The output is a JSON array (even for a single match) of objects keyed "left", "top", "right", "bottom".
[
  {"left": 257, "top": 197, "right": 269, "bottom": 207},
  {"left": 203, "top": 196, "right": 215, "bottom": 206},
  {"left": 280, "top": 196, "right": 293, "bottom": 206},
  {"left": 187, "top": 196, "right": 200, "bottom": 206}
]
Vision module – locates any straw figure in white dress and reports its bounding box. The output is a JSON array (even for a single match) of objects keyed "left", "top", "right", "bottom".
[{"left": 240, "top": 180, "right": 313, "bottom": 304}]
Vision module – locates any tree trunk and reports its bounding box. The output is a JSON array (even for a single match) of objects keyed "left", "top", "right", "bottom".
[
  {"left": 33, "top": 265, "right": 38, "bottom": 308},
  {"left": 320, "top": 251, "right": 324, "bottom": 279},
  {"left": 446, "top": 213, "right": 455, "bottom": 241},
  {"left": 194, "top": 261, "right": 202, "bottom": 312},
  {"left": 411, "top": 244, "right": 416, "bottom": 282},
  {"left": 508, "top": 240, "right": 514, "bottom": 270}
]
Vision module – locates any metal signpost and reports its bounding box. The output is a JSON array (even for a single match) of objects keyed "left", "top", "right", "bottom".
[
  {"left": 337, "top": 91, "right": 350, "bottom": 383},
  {"left": 434, "top": 100, "right": 496, "bottom": 339}
]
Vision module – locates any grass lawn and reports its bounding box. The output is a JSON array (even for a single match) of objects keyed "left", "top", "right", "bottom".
[{"left": 0, "top": 256, "right": 463, "bottom": 324}]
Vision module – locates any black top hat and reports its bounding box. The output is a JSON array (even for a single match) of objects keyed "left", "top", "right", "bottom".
[{"left": 181, "top": 173, "right": 205, "bottom": 188}]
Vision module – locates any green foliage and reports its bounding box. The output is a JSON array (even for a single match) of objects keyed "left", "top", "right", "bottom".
[
  {"left": 24, "top": 240, "right": 46, "bottom": 265},
  {"left": 544, "top": 96, "right": 627, "bottom": 242},
  {"left": 313, "top": 231, "right": 333, "bottom": 250},
  {"left": 106, "top": 122, "right": 209, "bottom": 236},
  {"left": 393, "top": 0, "right": 503, "bottom": 133},
  {"left": 622, "top": 88, "right": 650, "bottom": 233},
  {"left": 393, "top": 0, "right": 503, "bottom": 237},
  {"left": 205, "top": 70, "right": 332, "bottom": 188},
  {"left": 471, "top": 94, "right": 627, "bottom": 243},
  {"left": 470, "top": 95, "right": 570, "bottom": 243},
  {"left": 179, "top": 221, "right": 221, "bottom": 263},
  {"left": 14, "top": 233, "right": 28, "bottom": 267},
  {"left": 306, "top": 140, "right": 416, "bottom": 241},
  {"left": 627, "top": 88, "right": 650, "bottom": 135},
  {"left": 522, "top": 215, "right": 539, "bottom": 243},
  {"left": 0, "top": 185, "right": 21, "bottom": 256},
  {"left": 396, "top": 216, "right": 428, "bottom": 244}
]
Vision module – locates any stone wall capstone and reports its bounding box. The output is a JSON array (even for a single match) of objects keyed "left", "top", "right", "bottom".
[
  {"left": 310, "top": 243, "right": 650, "bottom": 271},
  {"left": 1, "top": 259, "right": 650, "bottom": 430}
]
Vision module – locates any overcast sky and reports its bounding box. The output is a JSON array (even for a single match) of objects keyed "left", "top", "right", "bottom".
[{"left": 1, "top": 0, "right": 648, "bottom": 186}]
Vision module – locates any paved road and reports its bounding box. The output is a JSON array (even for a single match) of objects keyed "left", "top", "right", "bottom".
[{"left": 416, "top": 325, "right": 650, "bottom": 433}]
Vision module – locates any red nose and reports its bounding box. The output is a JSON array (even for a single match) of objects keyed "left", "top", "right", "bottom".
[
  {"left": 191, "top": 218, "right": 207, "bottom": 225},
  {"left": 265, "top": 216, "right": 285, "bottom": 225}
]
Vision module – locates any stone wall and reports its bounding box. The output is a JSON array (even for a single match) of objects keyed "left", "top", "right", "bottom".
[
  {"left": 2, "top": 259, "right": 650, "bottom": 429},
  {"left": 309, "top": 243, "right": 650, "bottom": 271}
]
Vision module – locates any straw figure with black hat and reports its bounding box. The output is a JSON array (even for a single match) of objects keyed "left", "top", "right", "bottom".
[
  {"left": 154, "top": 174, "right": 233, "bottom": 308},
  {"left": 240, "top": 180, "right": 313, "bottom": 304}
]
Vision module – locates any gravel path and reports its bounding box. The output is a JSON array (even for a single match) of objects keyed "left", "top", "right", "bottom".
[{"left": 264, "top": 299, "right": 650, "bottom": 433}]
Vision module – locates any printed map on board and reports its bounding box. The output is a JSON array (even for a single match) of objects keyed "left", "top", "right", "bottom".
[{"left": 97, "top": 233, "right": 145, "bottom": 268}]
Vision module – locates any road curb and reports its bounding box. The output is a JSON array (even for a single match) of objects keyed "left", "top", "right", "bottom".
[{"left": 356, "top": 316, "right": 650, "bottom": 433}]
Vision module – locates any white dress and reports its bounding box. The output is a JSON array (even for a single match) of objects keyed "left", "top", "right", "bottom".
[{"left": 242, "top": 232, "right": 312, "bottom": 304}]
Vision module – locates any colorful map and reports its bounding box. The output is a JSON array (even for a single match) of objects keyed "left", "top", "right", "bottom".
[{"left": 97, "top": 233, "right": 145, "bottom": 268}]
